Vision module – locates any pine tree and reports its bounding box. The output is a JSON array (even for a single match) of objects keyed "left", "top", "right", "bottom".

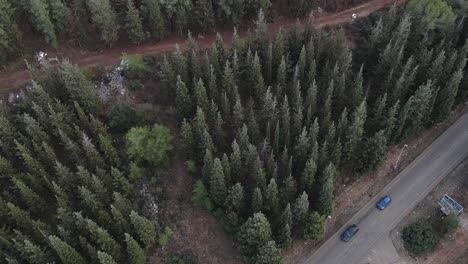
[
  {"left": 23, "top": 239, "right": 53, "bottom": 264},
  {"left": 359, "top": 130, "right": 387, "bottom": 173},
  {"left": 194, "top": 0, "right": 215, "bottom": 32},
  {"left": 126, "top": 0, "right": 145, "bottom": 44},
  {"left": 265, "top": 178, "right": 280, "bottom": 215},
  {"left": 0, "top": 0, "right": 22, "bottom": 62},
  {"left": 97, "top": 251, "right": 118, "bottom": 264},
  {"left": 252, "top": 152, "right": 267, "bottom": 192},
  {"left": 86, "top": 219, "right": 122, "bottom": 260},
  {"left": 280, "top": 96, "right": 291, "bottom": 148},
  {"left": 301, "top": 157, "right": 317, "bottom": 194},
  {"left": 224, "top": 182, "right": 245, "bottom": 213},
  {"left": 210, "top": 158, "right": 228, "bottom": 206},
  {"left": 344, "top": 100, "right": 367, "bottom": 167},
  {"left": 230, "top": 140, "right": 242, "bottom": 182},
  {"left": 141, "top": 0, "right": 164, "bottom": 40},
  {"left": 253, "top": 52, "right": 266, "bottom": 101},
  {"left": 251, "top": 187, "right": 263, "bottom": 213},
  {"left": 221, "top": 152, "right": 231, "bottom": 184},
  {"left": 48, "top": 0, "right": 70, "bottom": 34},
  {"left": 281, "top": 203, "right": 293, "bottom": 228},
  {"left": 266, "top": 43, "right": 273, "bottom": 84},
  {"left": 48, "top": 235, "right": 86, "bottom": 264},
  {"left": 237, "top": 212, "right": 272, "bottom": 256},
  {"left": 180, "top": 119, "right": 194, "bottom": 156},
  {"left": 13, "top": 178, "right": 47, "bottom": 213},
  {"left": 294, "top": 191, "right": 309, "bottom": 224},
  {"left": 124, "top": 233, "right": 146, "bottom": 264},
  {"left": 59, "top": 60, "right": 99, "bottom": 113},
  {"left": 433, "top": 67, "right": 464, "bottom": 122},
  {"left": 98, "top": 134, "right": 120, "bottom": 167},
  {"left": 255, "top": 240, "right": 282, "bottom": 264},
  {"left": 304, "top": 80, "right": 318, "bottom": 126},
  {"left": 275, "top": 57, "right": 287, "bottom": 95},
  {"left": 317, "top": 177, "right": 334, "bottom": 216},
  {"left": 195, "top": 78, "right": 209, "bottom": 112},
  {"left": 25, "top": 0, "right": 57, "bottom": 46},
  {"left": 303, "top": 212, "right": 325, "bottom": 240},
  {"left": 175, "top": 76, "right": 192, "bottom": 116},
  {"left": 232, "top": 98, "right": 244, "bottom": 132},
  {"left": 281, "top": 174, "right": 297, "bottom": 203},
  {"left": 278, "top": 223, "right": 292, "bottom": 248},
  {"left": 349, "top": 65, "right": 364, "bottom": 110},
  {"left": 403, "top": 81, "right": 434, "bottom": 138},
  {"left": 187, "top": 33, "right": 202, "bottom": 81},
  {"left": 86, "top": 0, "right": 120, "bottom": 46},
  {"left": 129, "top": 210, "right": 157, "bottom": 248},
  {"left": 81, "top": 133, "right": 106, "bottom": 170}
]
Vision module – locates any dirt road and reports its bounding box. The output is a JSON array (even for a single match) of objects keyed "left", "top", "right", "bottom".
[
  {"left": 0, "top": 0, "right": 404, "bottom": 94},
  {"left": 302, "top": 110, "right": 468, "bottom": 264}
]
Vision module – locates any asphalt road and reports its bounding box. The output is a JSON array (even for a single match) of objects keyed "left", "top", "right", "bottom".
[{"left": 303, "top": 110, "right": 468, "bottom": 264}]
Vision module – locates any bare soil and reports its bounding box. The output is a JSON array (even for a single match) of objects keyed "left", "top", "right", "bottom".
[
  {"left": 284, "top": 104, "right": 468, "bottom": 263},
  {"left": 0, "top": 0, "right": 405, "bottom": 97},
  {"left": 390, "top": 158, "right": 468, "bottom": 264}
]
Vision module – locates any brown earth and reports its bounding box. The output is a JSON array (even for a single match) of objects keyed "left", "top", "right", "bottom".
[
  {"left": 0, "top": 0, "right": 405, "bottom": 96},
  {"left": 284, "top": 104, "right": 468, "bottom": 263}
]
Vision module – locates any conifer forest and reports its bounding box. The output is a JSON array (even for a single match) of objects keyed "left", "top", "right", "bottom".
[{"left": 1, "top": 0, "right": 468, "bottom": 263}]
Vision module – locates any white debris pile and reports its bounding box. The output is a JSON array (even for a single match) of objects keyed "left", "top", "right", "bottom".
[
  {"left": 139, "top": 182, "right": 159, "bottom": 219},
  {"left": 95, "top": 60, "right": 132, "bottom": 103},
  {"left": 6, "top": 90, "right": 25, "bottom": 105}
]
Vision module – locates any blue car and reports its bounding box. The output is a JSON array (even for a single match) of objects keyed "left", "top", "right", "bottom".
[
  {"left": 376, "top": 195, "right": 392, "bottom": 210},
  {"left": 341, "top": 224, "right": 359, "bottom": 242}
]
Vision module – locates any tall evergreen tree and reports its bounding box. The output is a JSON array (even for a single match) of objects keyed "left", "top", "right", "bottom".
[
  {"left": 237, "top": 213, "right": 272, "bottom": 257},
  {"left": 124, "top": 233, "right": 146, "bottom": 264},
  {"left": 129, "top": 210, "right": 157, "bottom": 249},
  {"left": 141, "top": 0, "right": 164, "bottom": 40},
  {"left": 0, "top": 0, "right": 22, "bottom": 63},
  {"left": 125, "top": 0, "right": 145, "bottom": 44},
  {"left": 317, "top": 173, "right": 335, "bottom": 216},
  {"left": 251, "top": 187, "right": 263, "bottom": 213},
  {"left": 359, "top": 130, "right": 387, "bottom": 173},
  {"left": 344, "top": 100, "right": 367, "bottom": 167},
  {"left": 293, "top": 191, "right": 309, "bottom": 224},
  {"left": 86, "top": 0, "right": 120, "bottom": 46},
  {"left": 49, "top": 235, "right": 86, "bottom": 264},
  {"left": 209, "top": 158, "right": 228, "bottom": 206},
  {"left": 193, "top": 0, "right": 215, "bottom": 32},
  {"left": 25, "top": 0, "right": 57, "bottom": 46}
]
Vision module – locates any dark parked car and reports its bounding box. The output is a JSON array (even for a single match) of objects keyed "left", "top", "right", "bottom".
[
  {"left": 376, "top": 195, "right": 392, "bottom": 210},
  {"left": 341, "top": 224, "right": 359, "bottom": 242}
]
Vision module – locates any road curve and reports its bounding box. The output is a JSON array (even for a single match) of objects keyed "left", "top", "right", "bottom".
[{"left": 303, "top": 109, "right": 468, "bottom": 264}]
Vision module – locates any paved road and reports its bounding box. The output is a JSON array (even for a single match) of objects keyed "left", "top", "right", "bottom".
[{"left": 303, "top": 110, "right": 468, "bottom": 264}]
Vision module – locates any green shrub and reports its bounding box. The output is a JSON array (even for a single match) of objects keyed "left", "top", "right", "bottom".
[
  {"left": 126, "top": 124, "right": 173, "bottom": 167},
  {"left": 129, "top": 162, "right": 143, "bottom": 181},
  {"left": 158, "top": 227, "right": 173, "bottom": 246},
  {"left": 107, "top": 104, "right": 138, "bottom": 134},
  {"left": 185, "top": 160, "right": 197, "bottom": 175},
  {"left": 143, "top": 54, "right": 157, "bottom": 66},
  {"left": 191, "top": 180, "right": 214, "bottom": 211},
  {"left": 127, "top": 79, "right": 144, "bottom": 91},
  {"left": 402, "top": 222, "right": 439, "bottom": 256},
  {"left": 440, "top": 214, "right": 459, "bottom": 234},
  {"left": 82, "top": 68, "right": 94, "bottom": 80},
  {"left": 122, "top": 53, "right": 149, "bottom": 79}
]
